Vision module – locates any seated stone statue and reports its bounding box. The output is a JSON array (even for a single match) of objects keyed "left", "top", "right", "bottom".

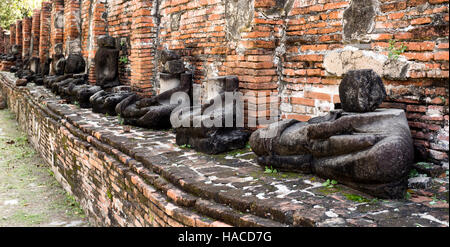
[
  {"left": 60, "top": 74, "right": 88, "bottom": 101},
  {"left": 8, "top": 45, "right": 22, "bottom": 73},
  {"left": 90, "top": 86, "right": 133, "bottom": 116},
  {"left": 115, "top": 50, "right": 192, "bottom": 129},
  {"left": 94, "top": 35, "right": 120, "bottom": 89},
  {"left": 29, "top": 57, "right": 40, "bottom": 74},
  {"left": 44, "top": 74, "right": 73, "bottom": 89},
  {"left": 249, "top": 69, "right": 414, "bottom": 199},
  {"left": 52, "top": 77, "right": 75, "bottom": 94},
  {"left": 174, "top": 76, "right": 250, "bottom": 154},
  {"left": 116, "top": 73, "right": 193, "bottom": 129},
  {"left": 58, "top": 76, "right": 87, "bottom": 101},
  {"left": 64, "top": 54, "right": 86, "bottom": 75},
  {"left": 7, "top": 45, "right": 21, "bottom": 62},
  {"left": 51, "top": 43, "right": 64, "bottom": 76}
]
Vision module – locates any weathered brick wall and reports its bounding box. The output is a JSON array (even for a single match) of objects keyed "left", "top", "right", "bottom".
[
  {"left": 15, "top": 20, "right": 23, "bottom": 55},
  {"left": 22, "top": 17, "right": 32, "bottom": 58},
  {"left": 39, "top": 2, "right": 52, "bottom": 63},
  {"left": 31, "top": 9, "right": 41, "bottom": 58},
  {"left": 224, "top": 0, "right": 285, "bottom": 125},
  {"left": 81, "top": 0, "right": 107, "bottom": 83},
  {"left": 0, "top": 0, "right": 448, "bottom": 164},
  {"left": 0, "top": 28, "right": 4, "bottom": 53},
  {"left": 277, "top": 0, "right": 449, "bottom": 163},
  {"left": 129, "top": 0, "right": 157, "bottom": 95}
]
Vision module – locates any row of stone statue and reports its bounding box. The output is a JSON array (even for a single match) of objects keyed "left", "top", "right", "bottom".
[{"left": 0, "top": 35, "right": 414, "bottom": 199}]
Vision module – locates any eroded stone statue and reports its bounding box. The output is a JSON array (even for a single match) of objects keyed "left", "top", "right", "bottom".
[
  {"left": 115, "top": 49, "right": 192, "bottom": 129},
  {"left": 94, "top": 35, "right": 120, "bottom": 89},
  {"left": 249, "top": 69, "right": 414, "bottom": 199},
  {"left": 90, "top": 86, "right": 133, "bottom": 116},
  {"left": 174, "top": 76, "right": 251, "bottom": 154}
]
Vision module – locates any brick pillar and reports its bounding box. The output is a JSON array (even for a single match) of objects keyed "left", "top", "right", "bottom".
[
  {"left": 22, "top": 17, "right": 33, "bottom": 58},
  {"left": 81, "top": 0, "right": 107, "bottom": 83},
  {"left": 31, "top": 9, "right": 41, "bottom": 58},
  {"left": 49, "top": 0, "right": 65, "bottom": 75},
  {"left": 39, "top": 2, "right": 52, "bottom": 65},
  {"left": 130, "top": 0, "right": 157, "bottom": 95},
  {"left": 16, "top": 20, "right": 23, "bottom": 56},
  {"left": 64, "top": 0, "right": 82, "bottom": 55},
  {"left": 10, "top": 24, "right": 16, "bottom": 49}
]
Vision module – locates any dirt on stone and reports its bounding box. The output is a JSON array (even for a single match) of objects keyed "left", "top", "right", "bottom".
[{"left": 0, "top": 109, "right": 89, "bottom": 227}]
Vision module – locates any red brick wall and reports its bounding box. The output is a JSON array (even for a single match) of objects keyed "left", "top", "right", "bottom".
[
  {"left": 224, "top": 0, "right": 284, "bottom": 125},
  {"left": 31, "top": 9, "right": 41, "bottom": 58},
  {"left": 16, "top": 20, "right": 23, "bottom": 57},
  {"left": 277, "top": 0, "right": 449, "bottom": 163},
  {"left": 81, "top": 0, "right": 107, "bottom": 83},
  {"left": 50, "top": 0, "right": 64, "bottom": 57},
  {"left": 64, "top": 0, "right": 82, "bottom": 55},
  {"left": 39, "top": 2, "right": 52, "bottom": 64},
  {"left": 9, "top": 24, "right": 16, "bottom": 48},
  {"left": 22, "top": 17, "right": 32, "bottom": 58}
]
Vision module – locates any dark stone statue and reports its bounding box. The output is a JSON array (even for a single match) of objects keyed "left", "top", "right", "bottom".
[
  {"left": 116, "top": 73, "right": 193, "bottom": 129},
  {"left": 90, "top": 86, "right": 133, "bottom": 116},
  {"left": 94, "top": 35, "right": 120, "bottom": 89},
  {"left": 174, "top": 76, "right": 251, "bottom": 154},
  {"left": 8, "top": 45, "right": 23, "bottom": 74},
  {"left": 71, "top": 84, "right": 103, "bottom": 108},
  {"left": 115, "top": 50, "right": 192, "bottom": 129},
  {"left": 51, "top": 43, "right": 64, "bottom": 76},
  {"left": 29, "top": 57, "right": 40, "bottom": 74},
  {"left": 249, "top": 69, "right": 414, "bottom": 199},
  {"left": 40, "top": 56, "right": 51, "bottom": 77},
  {"left": 339, "top": 69, "right": 386, "bottom": 112},
  {"left": 64, "top": 54, "right": 86, "bottom": 75}
]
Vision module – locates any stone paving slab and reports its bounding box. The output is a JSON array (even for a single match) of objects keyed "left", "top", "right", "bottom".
[{"left": 1, "top": 71, "right": 449, "bottom": 227}]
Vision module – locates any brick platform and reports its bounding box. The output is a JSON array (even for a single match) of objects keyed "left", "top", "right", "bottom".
[
  {"left": 0, "top": 0, "right": 448, "bottom": 164},
  {"left": 1, "top": 71, "right": 448, "bottom": 227}
]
